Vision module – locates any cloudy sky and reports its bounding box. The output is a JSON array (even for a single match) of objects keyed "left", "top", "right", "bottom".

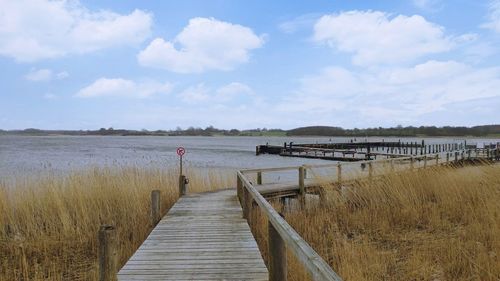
[{"left": 1, "top": 0, "right": 500, "bottom": 130}]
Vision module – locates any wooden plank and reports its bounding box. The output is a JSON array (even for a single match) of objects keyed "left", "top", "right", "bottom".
[{"left": 117, "top": 189, "right": 268, "bottom": 281}]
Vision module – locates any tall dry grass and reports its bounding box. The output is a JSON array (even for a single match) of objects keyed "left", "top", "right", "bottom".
[
  {"left": 249, "top": 163, "right": 500, "bottom": 281},
  {"left": 0, "top": 166, "right": 232, "bottom": 281}
]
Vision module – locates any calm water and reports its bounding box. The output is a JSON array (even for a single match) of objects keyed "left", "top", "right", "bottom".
[{"left": 0, "top": 135, "right": 498, "bottom": 180}]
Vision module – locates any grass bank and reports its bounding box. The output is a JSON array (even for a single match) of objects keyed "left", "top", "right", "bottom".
[
  {"left": 250, "top": 163, "right": 500, "bottom": 281},
  {"left": 0, "top": 166, "right": 231, "bottom": 280}
]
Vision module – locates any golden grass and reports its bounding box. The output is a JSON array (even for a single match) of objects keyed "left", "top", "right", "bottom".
[
  {"left": 0, "top": 166, "right": 232, "bottom": 281},
  {"left": 249, "top": 163, "right": 500, "bottom": 281}
]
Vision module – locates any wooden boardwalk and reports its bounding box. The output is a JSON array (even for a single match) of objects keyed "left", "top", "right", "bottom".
[{"left": 117, "top": 189, "right": 268, "bottom": 281}]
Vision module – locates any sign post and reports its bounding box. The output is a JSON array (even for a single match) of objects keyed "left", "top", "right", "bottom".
[{"left": 177, "top": 147, "right": 187, "bottom": 196}]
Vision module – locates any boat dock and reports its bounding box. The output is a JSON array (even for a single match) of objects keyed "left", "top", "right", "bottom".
[
  {"left": 256, "top": 140, "right": 473, "bottom": 161},
  {"left": 96, "top": 147, "right": 498, "bottom": 281}
]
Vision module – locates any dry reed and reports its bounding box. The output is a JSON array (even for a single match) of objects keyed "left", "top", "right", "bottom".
[
  {"left": 0, "top": 166, "right": 232, "bottom": 281},
  {"left": 249, "top": 163, "right": 500, "bottom": 281}
]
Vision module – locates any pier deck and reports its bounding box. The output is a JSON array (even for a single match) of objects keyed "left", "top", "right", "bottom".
[{"left": 117, "top": 189, "right": 268, "bottom": 281}]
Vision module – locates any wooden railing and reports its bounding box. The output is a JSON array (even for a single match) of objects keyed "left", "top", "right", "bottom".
[
  {"left": 236, "top": 147, "right": 498, "bottom": 281},
  {"left": 237, "top": 171, "right": 343, "bottom": 281}
]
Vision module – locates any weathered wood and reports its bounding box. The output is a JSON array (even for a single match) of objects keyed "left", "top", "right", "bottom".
[
  {"left": 337, "top": 163, "right": 342, "bottom": 183},
  {"left": 151, "top": 190, "right": 161, "bottom": 226},
  {"left": 268, "top": 220, "right": 287, "bottom": 281},
  {"left": 298, "top": 166, "right": 305, "bottom": 209},
  {"left": 118, "top": 189, "right": 267, "bottom": 281},
  {"left": 257, "top": 172, "right": 263, "bottom": 185},
  {"left": 178, "top": 175, "right": 187, "bottom": 196},
  {"left": 99, "top": 225, "right": 117, "bottom": 281},
  {"left": 238, "top": 172, "right": 343, "bottom": 281}
]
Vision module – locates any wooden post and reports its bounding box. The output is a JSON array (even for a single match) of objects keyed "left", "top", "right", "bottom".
[
  {"left": 237, "top": 175, "right": 243, "bottom": 204},
  {"left": 454, "top": 151, "right": 458, "bottom": 162},
  {"left": 424, "top": 155, "right": 427, "bottom": 168},
  {"left": 151, "top": 190, "right": 161, "bottom": 226},
  {"left": 179, "top": 175, "right": 187, "bottom": 196},
  {"left": 435, "top": 154, "right": 439, "bottom": 165},
  {"left": 246, "top": 190, "right": 253, "bottom": 224},
  {"left": 337, "top": 163, "right": 342, "bottom": 184},
  {"left": 410, "top": 156, "right": 414, "bottom": 170},
  {"left": 257, "top": 172, "right": 262, "bottom": 185},
  {"left": 99, "top": 225, "right": 117, "bottom": 281},
  {"left": 242, "top": 187, "right": 249, "bottom": 219},
  {"left": 298, "top": 167, "right": 305, "bottom": 209},
  {"left": 268, "top": 220, "right": 287, "bottom": 281},
  {"left": 368, "top": 162, "right": 373, "bottom": 178},
  {"left": 467, "top": 149, "right": 471, "bottom": 160}
]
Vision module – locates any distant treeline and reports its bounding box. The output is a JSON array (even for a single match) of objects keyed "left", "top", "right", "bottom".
[
  {"left": 0, "top": 126, "right": 286, "bottom": 137},
  {"left": 1, "top": 125, "right": 499, "bottom": 137},
  {"left": 286, "top": 125, "right": 500, "bottom": 137}
]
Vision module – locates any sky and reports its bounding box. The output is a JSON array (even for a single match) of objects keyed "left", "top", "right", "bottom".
[{"left": 1, "top": 0, "right": 500, "bottom": 130}]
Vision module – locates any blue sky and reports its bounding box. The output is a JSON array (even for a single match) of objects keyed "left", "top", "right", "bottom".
[{"left": 1, "top": 0, "right": 500, "bottom": 130}]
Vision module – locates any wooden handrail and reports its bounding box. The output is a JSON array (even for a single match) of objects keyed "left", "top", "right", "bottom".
[
  {"left": 237, "top": 171, "right": 343, "bottom": 281},
  {"left": 237, "top": 147, "right": 496, "bottom": 280}
]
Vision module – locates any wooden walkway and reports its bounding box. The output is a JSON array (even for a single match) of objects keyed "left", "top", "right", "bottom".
[{"left": 117, "top": 189, "right": 268, "bottom": 281}]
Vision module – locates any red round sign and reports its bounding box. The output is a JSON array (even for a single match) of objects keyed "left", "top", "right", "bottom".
[{"left": 177, "top": 147, "right": 185, "bottom": 156}]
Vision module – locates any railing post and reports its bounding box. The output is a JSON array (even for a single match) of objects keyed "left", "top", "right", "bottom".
[
  {"left": 237, "top": 174, "right": 242, "bottom": 204},
  {"left": 467, "top": 150, "right": 471, "bottom": 160},
  {"left": 257, "top": 172, "right": 263, "bottom": 185},
  {"left": 424, "top": 155, "right": 427, "bottom": 168},
  {"left": 268, "top": 220, "right": 287, "bottom": 281},
  {"left": 298, "top": 167, "right": 305, "bottom": 209},
  {"left": 337, "top": 163, "right": 342, "bottom": 184},
  {"left": 435, "top": 154, "right": 439, "bottom": 166},
  {"left": 410, "top": 156, "right": 414, "bottom": 170},
  {"left": 454, "top": 151, "right": 458, "bottom": 162},
  {"left": 151, "top": 190, "right": 161, "bottom": 226},
  {"left": 242, "top": 186, "right": 249, "bottom": 219},
  {"left": 446, "top": 152, "right": 450, "bottom": 163},
  {"left": 368, "top": 162, "right": 373, "bottom": 178},
  {"left": 99, "top": 225, "right": 117, "bottom": 281}
]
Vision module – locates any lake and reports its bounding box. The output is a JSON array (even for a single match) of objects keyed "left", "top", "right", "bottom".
[{"left": 1, "top": 135, "right": 499, "bottom": 180}]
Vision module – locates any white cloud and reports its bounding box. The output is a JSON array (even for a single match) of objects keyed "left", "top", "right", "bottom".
[
  {"left": 25, "top": 68, "right": 69, "bottom": 81},
  {"left": 278, "top": 60, "right": 500, "bottom": 126},
  {"left": 178, "top": 83, "right": 211, "bottom": 103},
  {"left": 278, "top": 14, "right": 320, "bottom": 34},
  {"left": 313, "top": 11, "right": 453, "bottom": 65},
  {"left": 482, "top": 0, "right": 500, "bottom": 33},
  {"left": 76, "top": 78, "right": 172, "bottom": 98},
  {"left": 138, "top": 17, "right": 264, "bottom": 73},
  {"left": 215, "top": 82, "right": 254, "bottom": 102},
  {"left": 0, "top": 0, "right": 152, "bottom": 62},
  {"left": 179, "top": 82, "right": 257, "bottom": 105}
]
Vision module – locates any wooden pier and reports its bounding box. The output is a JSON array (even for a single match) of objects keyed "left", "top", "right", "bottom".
[
  {"left": 99, "top": 147, "right": 498, "bottom": 281},
  {"left": 117, "top": 189, "right": 268, "bottom": 281},
  {"left": 256, "top": 140, "right": 474, "bottom": 161}
]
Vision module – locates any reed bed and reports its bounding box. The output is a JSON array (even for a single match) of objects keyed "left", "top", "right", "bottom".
[
  {"left": 249, "top": 163, "right": 500, "bottom": 281},
  {"left": 0, "top": 166, "right": 232, "bottom": 281}
]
